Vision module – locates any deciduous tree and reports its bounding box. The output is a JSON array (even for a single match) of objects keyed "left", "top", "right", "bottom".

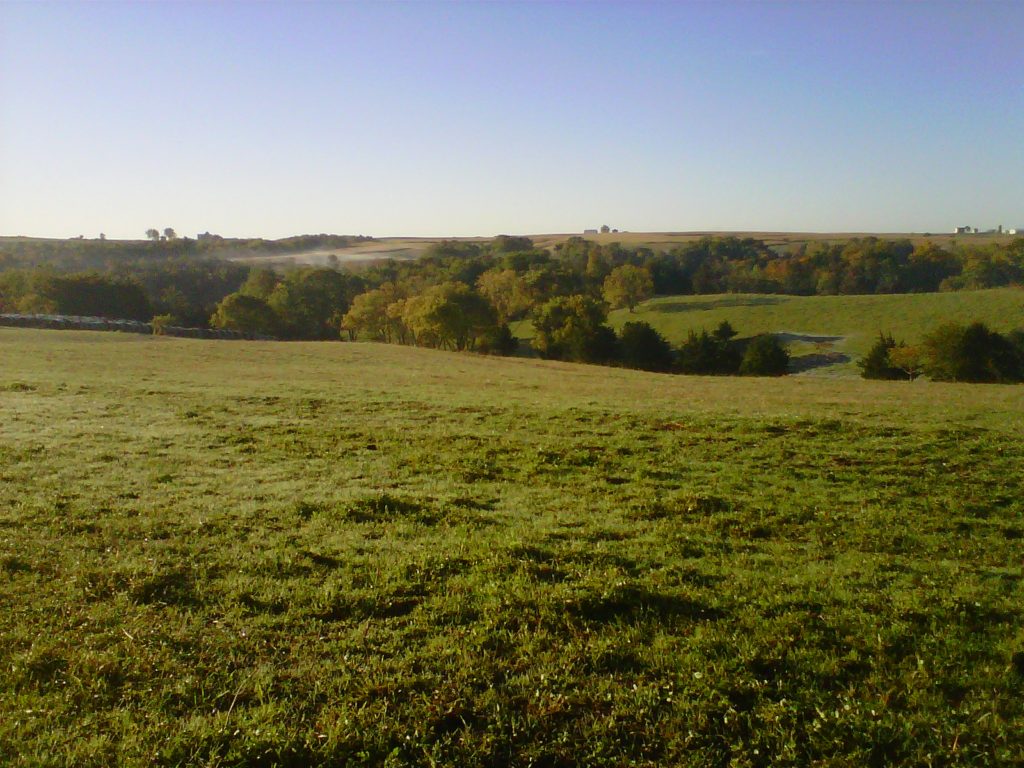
[
  {"left": 603, "top": 264, "right": 653, "bottom": 312},
  {"left": 476, "top": 269, "right": 532, "bottom": 323},
  {"left": 888, "top": 345, "right": 925, "bottom": 381},
  {"left": 402, "top": 282, "right": 497, "bottom": 351},
  {"left": 210, "top": 293, "right": 279, "bottom": 336},
  {"left": 342, "top": 283, "right": 403, "bottom": 342},
  {"left": 531, "top": 295, "right": 617, "bottom": 363}
]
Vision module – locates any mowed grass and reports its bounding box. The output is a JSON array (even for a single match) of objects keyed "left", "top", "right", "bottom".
[
  {"left": 1, "top": 329, "right": 1022, "bottom": 767},
  {"left": 608, "top": 287, "right": 1024, "bottom": 375}
]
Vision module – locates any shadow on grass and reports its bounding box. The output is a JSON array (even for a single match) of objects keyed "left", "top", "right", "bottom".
[
  {"left": 297, "top": 494, "right": 439, "bottom": 525},
  {"left": 568, "top": 584, "right": 726, "bottom": 625},
  {"left": 653, "top": 296, "right": 785, "bottom": 313},
  {"left": 789, "top": 352, "right": 852, "bottom": 373},
  {"left": 317, "top": 590, "right": 423, "bottom": 622},
  {"left": 775, "top": 332, "right": 844, "bottom": 344},
  {"left": 131, "top": 568, "right": 198, "bottom": 607}
]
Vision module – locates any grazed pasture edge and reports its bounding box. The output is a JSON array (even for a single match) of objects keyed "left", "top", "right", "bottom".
[{"left": 1, "top": 329, "right": 1022, "bottom": 766}]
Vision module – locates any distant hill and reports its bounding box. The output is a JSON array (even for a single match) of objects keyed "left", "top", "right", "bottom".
[
  {"left": 0, "top": 234, "right": 375, "bottom": 271},
  {"left": 608, "top": 287, "right": 1024, "bottom": 375}
]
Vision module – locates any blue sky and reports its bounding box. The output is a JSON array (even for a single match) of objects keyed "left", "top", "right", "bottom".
[{"left": 1, "top": 1, "right": 1021, "bottom": 239}]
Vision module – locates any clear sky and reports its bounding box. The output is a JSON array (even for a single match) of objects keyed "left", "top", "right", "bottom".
[{"left": 1, "top": 1, "right": 1022, "bottom": 239}]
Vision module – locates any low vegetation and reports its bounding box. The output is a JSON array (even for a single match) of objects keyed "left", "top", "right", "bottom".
[
  {"left": 1, "top": 329, "right": 1022, "bottom": 766},
  {"left": 617, "top": 288, "right": 1024, "bottom": 369},
  {"left": 862, "top": 324, "right": 1024, "bottom": 383}
]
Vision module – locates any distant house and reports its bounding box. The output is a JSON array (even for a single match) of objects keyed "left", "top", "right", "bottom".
[
  {"left": 953, "top": 225, "right": 1018, "bottom": 235},
  {"left": 583, "top": 229, "right": 598, "bottom": 235}
]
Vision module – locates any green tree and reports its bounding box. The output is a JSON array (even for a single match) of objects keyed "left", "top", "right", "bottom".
[
  {"left": 921, "top": 323, "right": 968, "bottom": 381},
  {"left": 402, "top": 282, "right": 497, "bottom": 351},
  {"left": 677, "top": 330, "right": 728, "bottom": 375},
  {"left": 677, "top": 326, "right": 741, "bottom": 375},
  {"left": 267, "top": 268, "right": 365, "bottom": 340},
  {"left": 618, "top": 321, "right": 674, "bottom": 372},
  {"left": 238, "top": 268, "right": 280, "bottom": 300},
  {"left": 163, "top": 228, "right": 177, "bottom": 241},
  {"left": 531, "top": 295, "right": 617, "bottom": 363},
  {"left": 739, "top": 334, "right": 790, "bottom": 376},
  {"left": 491, "top": 235, "right": 534, "bottom": 253},
  {"left": 342, "top": 283, "right": 403, "bottom": 342},
  {"left": 602, "top": 264, "right": 654, "bottom": 312},
  {"left": 922, "top": 321, "right": 1023, "bottom": 382},
  {"left": 32, "top": 272, "right": 151, "bottom": 320},
  {"left": 209, "top": 293, "right": 279, "bottom": 336},
  {"left": 712, "top": 320, "right": 738, "bottom": 344},
  {"left": 385, "top": 298, "right": 411, "bottom": 345},
  {"left": 858, "top": 333, "right": 904, "bottom": 380},
  {"left": 145, "top": 229, "right": 160, "bottom": 242},
  {"left": 477, "top": 323, "right": 518, "bottom": 356},
  {"left": 476, "top": 269, "right": 533, "bottom": 323}
]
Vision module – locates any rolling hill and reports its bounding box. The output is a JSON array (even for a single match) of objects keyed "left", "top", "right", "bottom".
[
  {"left": 1, "top": 328, "right": 1022, "bottom": 765},
  {"left": 608, "top": 287, "right": 1024, "bottom": 376}
]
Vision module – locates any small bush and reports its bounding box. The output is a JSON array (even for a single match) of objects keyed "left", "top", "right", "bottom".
[
  {"left": 859, "top": 332, "right": 904, "bottom": 380},
  {"left": 922, "top": 321, "right": 1024, "bottom": 382},
  {"left": 618, "top": 321, "right": 674, "bottom": 372},
  {"left": 739, "top": 334, "right": 790, "bottom": 376},
  {"left": 676, "top": 326, "right": 741, "bottom": 375},
  {"left": 150, "top": 314, "right": 177, "bottom": 336}
]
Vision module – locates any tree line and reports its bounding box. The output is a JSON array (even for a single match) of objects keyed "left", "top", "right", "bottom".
[
  {"left": 0, "top": 233, "right": 373, "bottom": 272},
  {"left": 860, "top": 323, "right": 1024, "bottom": 383},
  {"left": 555, "top": 235, "right": 1024, "bottom": 296},
  {"left": 0, "top": 261, "right": 251, "bottom": 327},
  {"left": 2, "top": 233, "right": 1023, "bottom": 381},
  {"left": 331, "top": 271, "right": 788, "bottom": 375}
]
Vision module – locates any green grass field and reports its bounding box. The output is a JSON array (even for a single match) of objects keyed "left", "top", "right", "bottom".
[
  {"left": 604, "top": 288, "right": 1024, "bottom": 376},
  {"left": 2, "top": 329, "right": 1022, "bottom": 766}
]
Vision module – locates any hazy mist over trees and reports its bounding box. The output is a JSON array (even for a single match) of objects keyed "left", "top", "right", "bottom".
[{"left": 2, "top": 232, "right": 1022, "bottom": 379}]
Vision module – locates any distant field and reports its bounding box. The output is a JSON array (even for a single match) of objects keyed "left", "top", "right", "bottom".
[
  {"left": 1, "top": 329, "right": 1022, "bottom": 766},
  {"left": 223, "top": 238, "right": 458, "bottom": 268},
  {"left": 513, "top": 230, "right": 1017, "bottom": 253},
  {"left": 551, "top": 230, "right": 1019, "bottom": 251},
  {"left": 223, "top": 231, "right": 1023, "bottom": 268},
  {"left": 603, "top": 288, "right": 1024, "bottom": 376},
  {"left": 513, "top": 288, "right": 1024, "bottom": 376}
]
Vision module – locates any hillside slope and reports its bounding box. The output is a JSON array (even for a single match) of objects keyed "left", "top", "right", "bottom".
[
  {"left": 2, "top": 330, "right": 1022, "bottom": 766},
  {"left": 610, "top": 287, "right": 1024, "bottom": 375}
]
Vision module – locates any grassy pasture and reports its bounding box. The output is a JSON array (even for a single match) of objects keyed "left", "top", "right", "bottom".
[
  {"left": 605, "top": 288, "right": 1024, "bottom": 376},
  {"left": 1, "top": 329, "right": 1022, "bottom": 766},
  {"left": 224, "top": 238, "right": 469, "bottom": 269}
]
